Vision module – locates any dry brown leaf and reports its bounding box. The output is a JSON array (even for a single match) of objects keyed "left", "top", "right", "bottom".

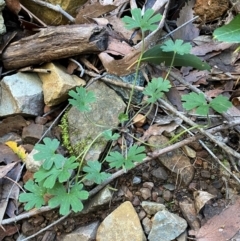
[
  {"left": 191, "top": 42, "right": 233, "bottom": 56},
  {"left": 106, "top": 15, "right": 142, "bottom": 43},
  {"left": 0, "top": 162, "right": 17, "bottom": 179},
  {"left": 99, "top": 48, "right": 140, "bottom": 76},
  {"left": 195, "top": 198, "right": 240, "bottom": 241},
  {"left": 173, "top": 0, "right": 199, "bottom": 41},
  {"left": 205, "top": 89, "right": 224, "bottom": 98},
  {"left": 193, "top": 190, "right": 215, "bottom": 214},
  {"left": 75, "top": 2, "right": 117, "bottom": 24},
  {"left": 140, "top": 122, "right": 181, "bottom": 143},
  {"left": 105, "top": 36, "right": 134, "bottom": 56}
]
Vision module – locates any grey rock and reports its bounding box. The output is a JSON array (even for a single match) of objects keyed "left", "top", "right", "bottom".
[
  {"left": 60, "top": 221, "right": 100, "bottom": 241},
  {"left": 0, "top": 0, "right": 6, "bottom": 36},
  {"left": 142, "top": 217, "right": 152, "bottom": 235},
  {"left": 132, "top": 176, "right": 141, "bottom": 185},
  {"left": 163, "top": 190, "right": 172, "bottom": 202},
  {"left": 148, "top": 210, "right": 187, "bottom": 241},
  {"left": 81, "top": 186, "right": 112, "bottom": 214},
  {"left": 141, "top": 201, "right": 165, "bottom": 216},
  {"left": 151, "top": 167, "right": 168, "bottom": 180},
  {"left": 163, "top": 184, "right": 175, "bottom": 191},
  {"left": 140, "top": 187, "right": 151, "bottom": 200},
  {"left": 67, "top": 81, "right": 126, "bottom": 161},
  {"left": 142, "top": 182, "right": 154, "bottom": 190},
  {"left": 0, "top": 73, "right": 44, "bottom": 117}
]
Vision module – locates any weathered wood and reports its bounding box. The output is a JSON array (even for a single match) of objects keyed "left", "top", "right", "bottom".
[{"left": 2, "top": 24, "right": 109, "bottom": 69}]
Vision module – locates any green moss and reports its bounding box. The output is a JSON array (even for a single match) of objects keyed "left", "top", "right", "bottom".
[
  {"left": 59, "top": 111, "right": 75, "bottom": 156},
  {"left": 60, "top": 111, "right": 107, "bottom": 163}
]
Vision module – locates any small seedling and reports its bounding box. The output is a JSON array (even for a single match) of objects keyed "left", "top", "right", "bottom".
[
  {"left": 143, "top": 77, "right": 171, "bottom": 104},
  {"left": 182, "top": 93, "right": 232, "bottom": 116},
  {"left": 106, "top": 145, "right": 145, "bottom": 170}
]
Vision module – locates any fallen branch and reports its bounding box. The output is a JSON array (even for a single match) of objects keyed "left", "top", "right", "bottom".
[{"left": 2, "top": 24, "right": 109, "bottom": 69}]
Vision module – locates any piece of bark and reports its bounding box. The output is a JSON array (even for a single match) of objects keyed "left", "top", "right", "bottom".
[{"left": 2, "top": 24, "right": 109, "bottom": 69}]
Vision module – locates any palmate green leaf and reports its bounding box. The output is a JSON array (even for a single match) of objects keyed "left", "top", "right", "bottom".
[
  {"left": 209, "top": 95, "right": 232, "bottom": 113},
  {"left": 103, "top": 130, "right": 120, "bottom": 141},
  {"left": 106, "top": 151, "right": 125, "bottom": 169},
  {"left": 182, "top": 93, "right": 210, "bottom": 116},
  {"left": 143, "top": 78, "right": 171, "bottom": 103},
  {"left": 106, "top": 145, "right": 146, "bottom": 170},
  {"left": 19, "top": 180, "right": 46, "bottom": 210},
  {"left": 213, "top": 14, "right": 240, "bottom": 43},
  {"left": 122, "top": 8, "right": 162, "bottom": 32},
  {"left": 161, "top": 39, "right": 192, "bottom": 55},
  {"left": 68, "top": 86, "right": 96, "bottom": 112},
  {"left": 34, "top": 138, "right": 65, "bottom": 170},
  {"left": 83, "top": 160, "right": 111, "bottom": 184},
  {"left": 34, "top": 156, "right": 78, "bottom": 189},
  {"left": 142, "top": 45, "right": 211, "bottom": 70},
  {"left": 118, "top": 113, "right": 129, "bottom": 123},
  {"left": 48, "top": 183, "right": 89, "bottom": 215}
]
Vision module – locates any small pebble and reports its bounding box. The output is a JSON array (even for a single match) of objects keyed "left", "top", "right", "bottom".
[
  {"left": 163, "top": 190, "right": 172, "bottom": 202},
  {"left": 143, "top": 182, "right": 154, "bottom": 190},
  {"left": 138, "top": 210, "right": 147, "bottom": 220},
  {"left": 140, "top": 187, "right": 151, "bottom": 200},
  {"left": 142, "top": 172, "right": 150, "bottom": 180},
  {"left": 132, "top": 196, "right": 141, "bottom": 206},
  {"left": 151, "top": 167, "right": 168, "bottom": 180},
  {"left": 201, "top": 170, "right": 211, "bottom": 179},
  {"left": 142, "top": 217, "right": 152, "bottom": 235},
  {"left": 132, "top": 176, "right": 141, "bottom": 185},
  {"left": 163, "top": 183, "right": 175, "bottom": 191}
]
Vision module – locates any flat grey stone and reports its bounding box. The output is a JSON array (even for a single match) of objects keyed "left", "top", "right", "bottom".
[
  {"left": 141, "top": 201, "right": 165, "bottom": 216},
  {"left": 148, "top": 209, "right": 187, "bottom": 241},
  {"left": 0, "top": 73, "right": 44, "bottom": 117},
  {"left": 60, "top": 221, "right": 100, "bottom": 241},
  {"left": 66, "top": 81, "right": 126, "bottom": 161}
]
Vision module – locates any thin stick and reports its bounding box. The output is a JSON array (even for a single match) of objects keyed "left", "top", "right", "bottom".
[
  {"left": 84, "top": 70, "right": 144, "bottom": 91},
  {"left": 158, "top": 98, "right": 240, "bottom": 160},
  {"left": 29, "top": 0, "right": 75, "bottom": 23}
]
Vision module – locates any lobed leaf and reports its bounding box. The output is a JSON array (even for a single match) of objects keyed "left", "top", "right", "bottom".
[
  {"left": 34, "top": 156, "right": 78, "bottom": 188},
  {"left": 161, "top": 39, "right": 192, "bottom": 55},
  {"left": 48, "top": 183, "right": 89, "bottom": 215},
  {"left": 103, "top": 130, "right": 120, "bottom": 141},
  {"left": 122, "top": 8, "right": 162, "bottom": 32},
  {"left": 143, "top": 78, "right": 171, "bottom": 103},
  {"left": 19, "top": 180, "right": 46, "bottom": 210},
  {"left": 83, "top": 160, "right": 111, "bottom": 184},
  {"left": 209, "top": 95, "right": 232, "bottom": 113},
  {"left": 68, "top": 86, "right": 96, "bottom": 112},
  {"left": 182, "top": 93, "right": 209, "bottom": 116}
]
